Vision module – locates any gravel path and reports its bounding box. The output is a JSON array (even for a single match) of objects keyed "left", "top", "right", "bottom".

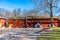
[{"left": 0, "top": 28, "right": 43, "bottom": 40}]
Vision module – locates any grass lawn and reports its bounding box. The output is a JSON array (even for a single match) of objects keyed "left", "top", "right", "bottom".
[{"left": 37, "top": 27, "right": 60, "bottom": 40}]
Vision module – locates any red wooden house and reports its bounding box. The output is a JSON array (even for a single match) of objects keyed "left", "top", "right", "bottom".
[
  {"left": 8, "top": 16, "right": 59, "bottom": 28},
  {"left": 0, "top": 16, "right": 6, "bottom": 28},
  {"left": 26, "top": 16, "right": 58, "bottom": 28},
  {"left": 8, "top": 17, "right": 25, "bottom": 28}
]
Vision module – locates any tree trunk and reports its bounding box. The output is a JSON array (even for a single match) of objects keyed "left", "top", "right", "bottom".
[
  {"left": 50, "top": 14, "right": 53, "bottom": 27},
  {"left": 50, "top": 0, "right": 53, "bottom": 27},
  {"left": 25, "top": 17, "right": 27, "bottom": 28}
]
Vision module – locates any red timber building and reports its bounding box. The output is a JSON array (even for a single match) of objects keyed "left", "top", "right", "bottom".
[
  {"left": 8, "top": 16, "right": 59, "bottom": 28},
  {"left": 0, "top": 16, "right": 6, "bottom": 28}
]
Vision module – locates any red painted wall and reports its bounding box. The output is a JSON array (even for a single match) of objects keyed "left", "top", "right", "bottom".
[
  {"left": 8, "top": 18, "right": 59, "bottom": 28},
  {"left": 0, "top": 18, "right": 6, "bottom": 28}
]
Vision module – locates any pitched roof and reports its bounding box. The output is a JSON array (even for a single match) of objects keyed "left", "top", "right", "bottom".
[
  {"left": 9, "top": 15, "right": 58, "bottom": 19},
  {"left": 26, "top": 16, "right": 58, "bottom": 19},
  {"left": 9, "top": 16, "right": 25, "bottom": 19},
  {"left": 0, "top": 16, "right": 5, "bottom": 19}
]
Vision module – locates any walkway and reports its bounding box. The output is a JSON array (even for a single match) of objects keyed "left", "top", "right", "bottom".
[{"left": 0, "top": 28, "right": 43, "bottom": 40}]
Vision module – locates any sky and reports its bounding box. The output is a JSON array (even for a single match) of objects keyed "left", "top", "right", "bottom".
[
  {"left": 0, "top": 0, "right": 60, "bottom": 16},
  {"left": 0, "top": 0, "right": 34, "bottom": 11}
]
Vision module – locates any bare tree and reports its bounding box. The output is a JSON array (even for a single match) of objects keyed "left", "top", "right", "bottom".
[
  {"left": 5, "top": 10, "right": 11, "bottom": 27},
  {"left": 23, "top": 9, "right": 39, "bottom": 17},
  {"left": 5, "top": 10, "right": 11, "bottom": 18},
  {"left": 23, "top": 9, "right": 29, "bottom": 17},
  {"left": 0, "top": 8, "right": 5, "bottom": 17},
  {"left": 12, "top": 8, "right": 21, "bottom": 17},
  {"left": 12, "top": 9, "right": 17, "bottom": 17},
  {"left": 29, "top": 9, "right": 39, "bottom": 16},
  {"left": 32, "top": 0, "right": 59, "bottom": 27},
  {"left": 16, "top": 8, "right": 21, "bottom": 17}
]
